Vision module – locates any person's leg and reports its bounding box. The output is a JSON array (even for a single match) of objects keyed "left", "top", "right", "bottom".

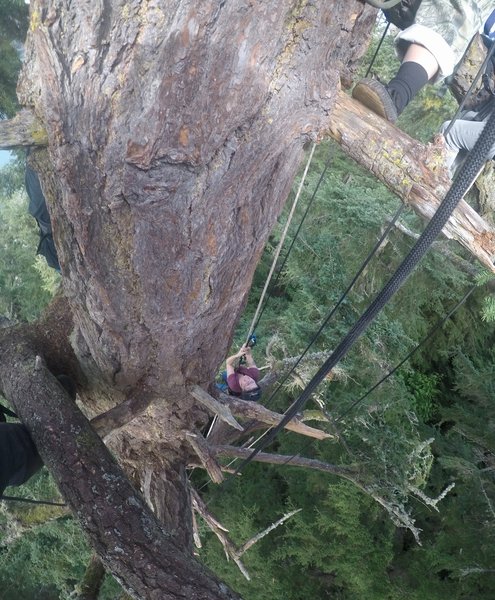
[
  {"left": 352, "top": 44, "right": 433, "bottom": 122},
  {"left": 442, "top": 118, "right": 492, "bottom": 155},
  {"left": 353, "top": 0, "right": 487, "bottom": 122},
  {"left": 438, "top": 116, "right": 495, "bottom": 175}
]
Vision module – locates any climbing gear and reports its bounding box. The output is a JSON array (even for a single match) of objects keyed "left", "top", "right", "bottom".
[
  {"left": 261, "top": 202, "right": 406, "bottom": 411},
  {"left": 251, "top": 148, "right": 335, "bottom": 335},
  {"left": 234, "top": 102, "right": 495, "bottom": 475},
  {"left": 364, "top": 0, "right": 404, "bottom": 8},
  {"left": 352, "top": 78, "right": 399, "bottom": 122},
  {"left": 240, "top": 387, "right": 262, "bottom": 402},
  {"left": 382, "top": 0, "right": 422, "bottom": 31},
  {"left": 365, "top": 21, "right": 391, "bottom": 78},
  {"left": 0, "top": 494, "right": 66, "bottom": 507},
  {"left": 247, "top": 334, "right": 256, "bottom": 348},
  {"left": 482, "top": 8, "right": 495, "bottom": 49},
  {"left": 245, "top": 143, "right": 316, "bottom": 345},
  {"left": 0, "top": 403, "right": 18, "bottom": 422},
  {"left": 444, "top": 35, "right": 495, "bottom": 137}
]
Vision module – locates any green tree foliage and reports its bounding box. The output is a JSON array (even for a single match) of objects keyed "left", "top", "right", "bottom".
[
  {"left": 2, "top": 13, "right": 495, "bottom": 600},
  {"left": 0, "top": 160, "right": 59, "bottom": 321},
  {"left": 0, "top": 0, "right": 28, "bottom": 118}
]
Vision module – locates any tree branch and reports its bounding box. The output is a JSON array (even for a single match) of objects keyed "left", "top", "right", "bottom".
[
  {"left": 326, "top": 90, "right": 495, "bottom": 272},
  {"left": 211, "top": 445, "right": 357, "bottom": 479},
  {"left": 0, "top": 109, "right": 48, "bottom": 149},
  {"left": 190, "top": 385, "right": 244, "bottom": 431},
  {"left": 186, "top": 432, "right": 225, "bottom": 484},
  {"left": 219, "top": 394, "right": 333, "bottom": 440},
  {"left": 0, "top": 336, "right": 241, "bottom": 600}
]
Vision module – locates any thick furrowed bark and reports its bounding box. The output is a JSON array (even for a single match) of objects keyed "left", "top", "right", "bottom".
[{"left": 0, "top": 333, "right": 240, "bottom": 600}]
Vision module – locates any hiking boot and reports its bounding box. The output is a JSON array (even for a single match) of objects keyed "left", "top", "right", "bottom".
[{"left": 352, "top": 78, "right": 399, "bottom": 124}]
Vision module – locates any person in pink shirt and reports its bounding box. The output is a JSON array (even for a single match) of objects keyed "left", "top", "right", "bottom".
[{"left": 225, "top": 344, "right": 262, "bottom": 401}]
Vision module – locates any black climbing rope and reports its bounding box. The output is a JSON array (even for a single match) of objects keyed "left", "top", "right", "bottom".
[
  {"left": 365, "top": 21, "right": 391, "bottom": 78},
  {"left": 261, "top": 201, "right": 406, "bottom": 410},
  {"left": 0, "top": 494, "right": 66, "bottom": 507},
  {"left": 251, "top": 148, "right": 335, "bottom": 334},
  {"left": 234, "top": 102, "right": 495, "bottom": 475}
]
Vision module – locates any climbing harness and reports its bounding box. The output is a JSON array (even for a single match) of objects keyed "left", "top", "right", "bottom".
[{"left": 233, "top": 102, "right": 495, "bottom": 475}]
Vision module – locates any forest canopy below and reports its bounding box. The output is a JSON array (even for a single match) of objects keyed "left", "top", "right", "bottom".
[{"left": 1, "top": 7, "right": 495, "bottom": 600}]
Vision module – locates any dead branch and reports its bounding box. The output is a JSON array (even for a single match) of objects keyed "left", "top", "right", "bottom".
[
  {"left": 0, "top": 109, "right": 48, "bottom": 149},
  {"left": 327, "top": 90, "right": 495, "bottom": 272},
  {"left": 237, "top": 509, "right": 301, "bottom": 556},
  {"left": 211, "top": 445, "right": 357, "bottom": 479},
  {"left": 186, "top": 432, "right": 225, "bottom": 484},
  {"left": 190, "top": 385, "right": 243, "bottom": 431},
  {"left": 220, "top": 394, "right": 333, "bottom": 440},
  {"left": 190, "top": 488, "right": 300, "bottom": 581},
  {"left": 407, "top": 482, "right": 456, "bottom": 511}
]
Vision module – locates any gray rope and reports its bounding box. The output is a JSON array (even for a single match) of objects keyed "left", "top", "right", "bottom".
[{"left": 234, "top": 103, "right": 495, "bottom": 474}]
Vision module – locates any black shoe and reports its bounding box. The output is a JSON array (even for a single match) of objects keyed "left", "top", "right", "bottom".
[{"left": 352, "top": 78, "right": 398, "bottom": 123}]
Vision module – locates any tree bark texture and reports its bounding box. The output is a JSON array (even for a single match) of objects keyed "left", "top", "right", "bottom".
[
  {"left": 0, "top": 332, "right": 241, "bottom": 600},
  {"left": 327, "top": 91, "right": 495, "bottom": 272},
  {"left": 7, "top": 1, "right": 377, "bottom": 598}
]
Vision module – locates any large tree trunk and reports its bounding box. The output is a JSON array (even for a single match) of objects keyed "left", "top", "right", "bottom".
[{"left": 3, "top": 0, "right": 376, "bottom": 597}]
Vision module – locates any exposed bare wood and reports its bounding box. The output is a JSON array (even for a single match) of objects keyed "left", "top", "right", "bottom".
[
  {"left": 327, "top": 90, "right": 495, "bottom": 272},
  {"left": 186, "top": 432, "right": 225, "bottom": 484},
  {"left": 211, "top": 445, "right": 357, "bottom": 480},
  {"left": 190, "top": 385, "right": 244, "bottom": 432},
  {"left": 237, "top": 509, "right": 301, "bottom": 556},
  {"left": 90, "top": 393, "right": 153, "bottom": 438},
  {"left": 407, "top": 482, "right": 456, "bottom": 512},
  {"left": 190, "top": 489, "right": 300, "bottom": 581},
  {"left": 219, "top": 394, "right": 333, "bottom": 440},
  {"left": 191, "top": 506, "right": 202, "bottom": 550},
  {"left": 0, "top": 109, "right": 48, "bottom": 149},
  {"left": 190, "top": 488, "right": 250, "bottom": 580}
]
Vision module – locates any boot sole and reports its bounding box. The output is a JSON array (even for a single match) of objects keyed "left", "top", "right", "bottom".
[{"left": 352, "top": 79, "right": 398, "bottom": 124}]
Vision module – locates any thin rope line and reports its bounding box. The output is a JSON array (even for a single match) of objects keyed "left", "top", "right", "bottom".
[
  {"left": 234, "top": 103, "right": 495, "bottom": 475},
  {"left": 251, "top": 147, "right": 335, "bottom": 334},
  {"left": 245, "top": 142, "right": 316, "bottom": 344},
  {"left": 443, "top": 40, "right": 495, "bottom": 137}
]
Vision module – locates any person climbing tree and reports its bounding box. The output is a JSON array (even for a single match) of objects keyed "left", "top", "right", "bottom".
[
  {"left": 0, "top": 420, "right": 43, "bottom": 497},
  {"left": 225, "top": 344, "right": 262, "bottom": 401},
  {"left": 353, "top": 0, "right": 495, "bottom": 122}
]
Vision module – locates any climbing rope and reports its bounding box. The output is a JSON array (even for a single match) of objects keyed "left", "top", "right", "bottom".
[
  {"left": 251, "top": 147, "right": 335, "bottom": 335},
  {"left": 233, "top": 102, "right": 495, "bottom": 475},
  {"left": 261, "top": 201, "right": 406, "bottom": 410},
  {"left": 335, "top": 282, "right": 478, "bottom": 422},
  {"left": 365, "top": 20, "right": 391, "bottom": 78},
  {"left": 245, "top": 142, "right": 316, "bottom": 345},
  {"left": 0, "top": 494, "right": 66, "bottom": 507}
]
